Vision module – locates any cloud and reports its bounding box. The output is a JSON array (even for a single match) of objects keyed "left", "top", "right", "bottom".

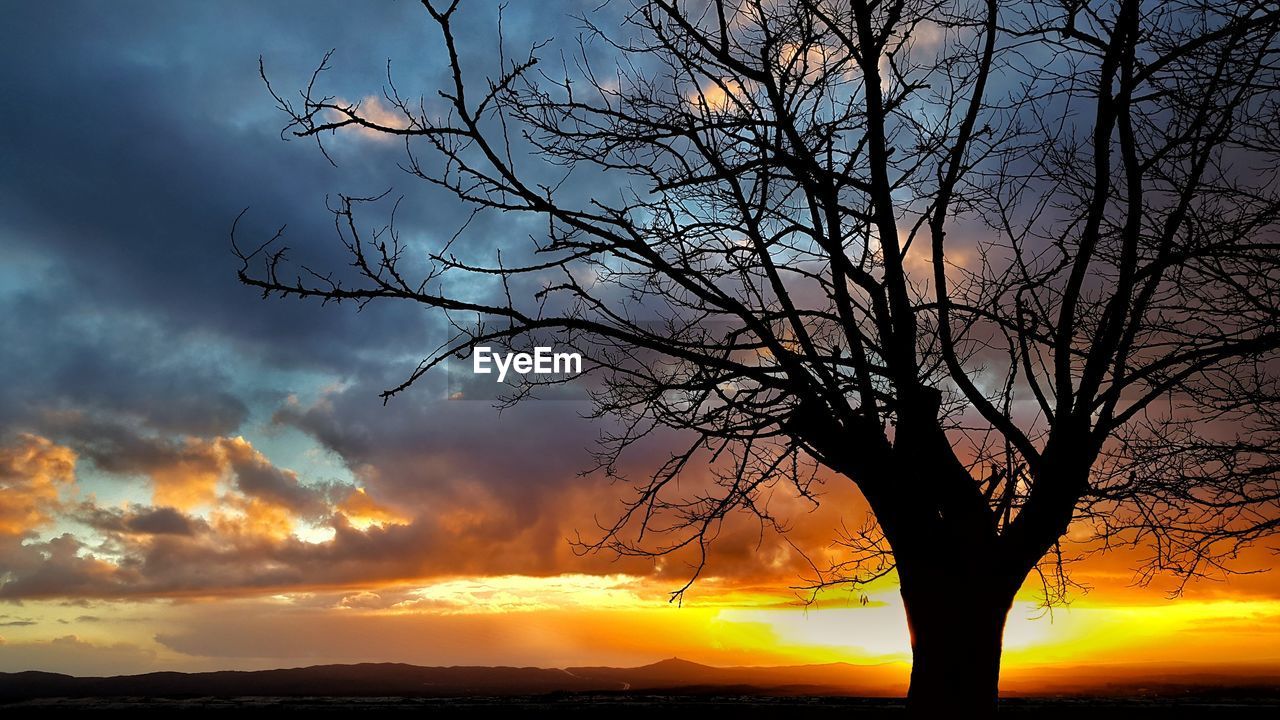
[
  {"left": 335, "top": 487, "right": 407, "bottom": 529},
  {"left": 0, "top": 434, "right": 76, "bottom": 536},
  {"left": 76, "top": 505, "right": 203, "bottom": 537},
  {"left": 0, "top": 533, "right": 126, "bottom": 601},
  {"left": 0, "top": 423, "right": 846, "bottom": 601},
  {"left": 39, "top": 417, "right": 332, "bottom": 515},
  {"left": 324, "top": 95, "right": 412, "bottom": 142},
  {"left": 220, "top": 436, "right": 329, "bottom": 516}
]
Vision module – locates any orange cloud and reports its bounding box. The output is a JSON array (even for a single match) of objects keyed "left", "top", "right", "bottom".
[
  {"left": 337, "top": 487, "right": 408, "bottom": 530},
  {"left": 92, "top": 433, "right": 328, "bottom": 514},
  {"left": 0, "top": 434, "right": 76, "bottom": 536},
  {"left": 147, "top": 438, "right": 223, "bottom": 509},
  {"left": 325, "top": 95, "right": 409, "bottom": 142},
  {"left": 688, "top": 78, "right": 749, "bottom": 113},
  {"left": 211, "top": 495, "right": 297, "bottom": 542}
]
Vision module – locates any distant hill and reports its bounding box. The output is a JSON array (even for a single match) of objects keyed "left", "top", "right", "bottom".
[
  {"left": 0, "top": 659, "right": 900, "bottom": 700},
  {"left": 565, "top": 657, "right": 904, "bottom": 695},
  {"left": 1, "top": 658, "right": 1278, "bottom": 701}
]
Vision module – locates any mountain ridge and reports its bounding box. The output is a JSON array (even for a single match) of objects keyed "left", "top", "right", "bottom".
[{"left": 2, "top": 658, "right": 1278, "bottom": 700}]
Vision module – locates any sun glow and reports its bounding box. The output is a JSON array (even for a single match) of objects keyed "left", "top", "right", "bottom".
[
  {"left": 394, "top": 574, "right": 654, "bottom": 614},
  {"left": 709, "top": 593, "right": 1280, "bottom": 671}
]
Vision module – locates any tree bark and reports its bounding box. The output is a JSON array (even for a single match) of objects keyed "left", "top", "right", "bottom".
[{"left": 901, "top": 577, "right": 1016, "bottom": 717}]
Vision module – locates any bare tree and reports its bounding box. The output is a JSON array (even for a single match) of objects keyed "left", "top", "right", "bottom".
[{"left": 238, "top": 0, "right": 1280, "bottom": 713}]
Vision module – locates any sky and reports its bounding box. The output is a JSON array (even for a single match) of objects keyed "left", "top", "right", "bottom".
[{"left": 1, "top": 0, "right": 1279, "bottom": 686}]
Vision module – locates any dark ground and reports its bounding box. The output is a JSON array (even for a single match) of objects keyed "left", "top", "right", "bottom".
[{"left": 4, "top": 696, "right": 1279, "bottom": 715}]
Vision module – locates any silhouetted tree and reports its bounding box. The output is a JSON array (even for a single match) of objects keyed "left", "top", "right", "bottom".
[{"left": 239, "top": 0, "right": 1280, "bottom": 714}]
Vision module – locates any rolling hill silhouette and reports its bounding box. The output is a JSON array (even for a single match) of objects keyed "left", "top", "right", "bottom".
[
  {"left": 2, "top": 658, "right": 1278, "bottom": 701},
  {"left": 0, "top": 659, "right": 900, "bottom": 700}
]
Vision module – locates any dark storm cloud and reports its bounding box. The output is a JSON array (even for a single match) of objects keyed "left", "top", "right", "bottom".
[
  {"left": 0, "top": 291, "right": 250, "bottom": 438},
  {"left": 0, "top": 0, "right": 622, "bottom": 436},
  {"left": 36, "top": 413, "right": 220, "bottom": 476},
  {"left": 0, "top": 0, "right": 471, "bottom": 440}
]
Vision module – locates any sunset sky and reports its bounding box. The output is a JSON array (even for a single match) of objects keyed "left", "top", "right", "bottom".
[{"left": 1, "top": 0, "right": 1278, "bottom": 687}]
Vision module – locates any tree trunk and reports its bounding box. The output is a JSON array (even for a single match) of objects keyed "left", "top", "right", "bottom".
[{"left": 902, "top": 579, "right": 1016, "bottom": 717}]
